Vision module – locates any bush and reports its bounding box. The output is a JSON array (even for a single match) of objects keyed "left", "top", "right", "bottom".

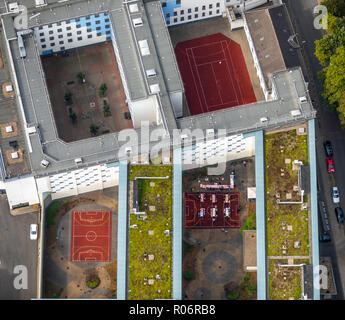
[
  {"left": 86, "top": 278, "right": 100, "bottom": 289},
  {"left": 46, "top": 201, "right": 61, "bottom": 228},
  {"left": 227, "top": 291, "right": 239, "bottom": 300},
  {"left": 99, "top": 83, "right": 107, "bottom": 98},
  {"left": 183, "top": 270, "right": 193, "bottom": 281}
]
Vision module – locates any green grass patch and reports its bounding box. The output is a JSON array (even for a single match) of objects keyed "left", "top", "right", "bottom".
[
  {"left": 240, "top": 212, "right": 256, "bottom": 235},
  {"left": 46, "top": 201, "right": 62, "bottom": 228},
  {"left": 265, "top": 130, "right": 309, "bottom": 256},
  {"left": 268, "top": 259, "right": 302, "bottom": 300}
]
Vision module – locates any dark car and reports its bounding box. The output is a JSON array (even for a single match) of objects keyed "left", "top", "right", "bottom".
[
  {"left": 335, "top": 207, "right": 344, "bottom": 224},
  {"left": 319, "top": 233, "right": 331, "bottom": 242},
  {"left": 324, "top": 141, "right": 333, "bottom": 157}
]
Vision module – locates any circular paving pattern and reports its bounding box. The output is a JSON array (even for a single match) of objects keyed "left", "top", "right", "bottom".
[
  {"left": 193, "top": 287, "right": 211, "bottom": 300},
  {"left": 86, "top": 231, "right": 97, "bottom": 242},
  {"left": 202, "top": 250, "right": 237, "bottom": 284}
]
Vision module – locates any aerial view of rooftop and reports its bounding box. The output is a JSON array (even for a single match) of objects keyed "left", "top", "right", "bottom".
[{"left": 0, "top": 0, "right": 344, "bottom": 307}]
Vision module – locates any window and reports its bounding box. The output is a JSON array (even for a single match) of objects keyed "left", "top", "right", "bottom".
[
  {"left": 60, "top": 46, "right": 65, "bottom": 50},
  {"left": 180, "top": 9, "right": 184, "bottom": 14},
  {"left": 174, "top": 18, "right": 177, "bottom": 22},
  {"left": 86, "top": 22, "right": 91, "bottom": 26},
  {"left": 97, "top": 32, "right": 102, "bottom": 36},
  {"left": 50, "top": 43, "right": 55, "bottom": 46},
  {"left": 67, "top": 33, "right": 72, "bottom": 37},
  {"left": 40, "top": 39, "right": 45, "bottom": 43},
  {"left": 188, "top": 15, "right": 192, "bottom": 20},
  {"left": 57, "top": 28, "right": 62, "bottom": 32},
  {"left": 216, "top": 2, "right": 220, "bottom": 7},
  {"left": 166, "top": 13, "right": 170, "bottom": 18},
  {"left": 195, "top": 7, "right": 198, "bottom": 12},
  {"left": 77, "top": 31, "right": 82, "bottom": 35},
  {"left": 106, "top": 30, "right": 111, "bottom": 35},
  {"left": 49, "top": 30, "right": 53, "bottom": 34},
  {"left": 76, "top": 18, "right": 80, "bottom": 22},
  {"left": 87, "top": 28, "right": 92, "bottom": 32},
  {"left": 66, "top": 26, "right": 71, "bottom": 31},
  {"left": 76, "top": 24, "right": 81, "bottom": 28},
  {"left": 181, "top": 16, "right": 185, "bottom": 21},
  {"left": 77, "top": 37, "right": 82, "bottom": 41},
  {"left": 42, "top": 44, "right": 46, "bottom": 48},
  {"left": 58, "top": 34, "right": 63, "bottom": 39},
  {"left": 202, "top": 5, "right": 206, "bottom": 10},
  {"left": 176, "top": 0, "right": 181, "bottom": 4},
  {"left": 162, "top": 2, "right": 166, "bottom": 7},
  {"left": 209, "top": 4, "right": 213, "bottom": 8},
  {"left": 68, "top": 39, "right": 73, "bottom": 43},
  {"left": 195, "top": 14, "right": 198, "bottom": 18},
  {"left": 49, "top": 36, "right": 54, "bottom": 40},
  {"left": 188, "top": 8, "right": 191, "bottom": 13},
  {"left": 59, "top": 41, "right": 64, "bottom": 45},
  {"left": 39, "top": 32, "right": 44, "bottom": 36},
  {"left": 105, "top": 24, "right": 110, "bottom": 29},
  {"left": 202, "top": 12, "right": 206, "bottom": 17},
  {"left": 96, "top": 26, "right": 101, "bottom": 30},
  {"left": 209, "top": 11, "right": 212, "bottom": 15},
  {"left": 95, "top": 14, "right": 99, "bottom": 18},
  {"left": 174, "top": 11, "right": 177, "bottom": 16},
  {"left": 96, "top": 20, "right": 100, "bottom": 24},
  {"left": 88, "top": 34, "right": 93, "bottom": 39},
  {"left": 57, "top": 22, "right": 61, "bottom": 26},
  {"left": 105, "top": 18, "right": 110, "bottom": 23},
  {"left": 216, "top": 9, "right": 220, "bottom": 14}
]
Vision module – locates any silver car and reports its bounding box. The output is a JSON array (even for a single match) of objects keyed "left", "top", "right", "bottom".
[{"left": 332, "top": 187, "right": 340, "bottom": 204}]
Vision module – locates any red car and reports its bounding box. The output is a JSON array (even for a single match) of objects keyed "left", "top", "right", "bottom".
[{"left": 327, "top": 158, "right": 335, "bottom": 173}]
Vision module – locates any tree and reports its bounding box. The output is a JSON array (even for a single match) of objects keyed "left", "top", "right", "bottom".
[
  {"left": 103, "top": 104, "right": 111, "bottom": 117},
  {"left": 321, "top": 0, "right": 345, "bottom": 17},
  {"left": 99, "top": 83, "right": 107, "bottom": 98},
  {"left": 90, "top": 124, "right": 99, "bottom": 136},
  {"left": 64, "top": 92, "right": 72, "bottom": 102},
  {"left": 77, "top": 72, "right": 85, "bottom": 83},
  {"left": 315, "top": 26, "right": 345, "bottom": 66},
  {"left": 323, "top": 46, "right": 345, "bottom": 105}
]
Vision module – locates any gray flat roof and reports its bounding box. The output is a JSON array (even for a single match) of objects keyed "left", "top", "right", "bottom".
[
  {"left": 177, "top": 67, "right": 316, "bottom": 136},
  {"left": 245, "top": 4, "right": 302, "bottom": 91},
  {"left": 0, "top": 0, "right": 316, "bottom": 178}
]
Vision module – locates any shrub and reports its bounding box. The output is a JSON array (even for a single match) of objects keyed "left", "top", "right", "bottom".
[
  {"left": 46, "top": 201, "right": 61, "bottom": 228},
  {"left": 99, "top": 83, "right": 107, "bottom": 97},
  {"left": 227, "top": 291, "right": 239, "bottom": 300},
  {"left": 183, "top": 270, "right": 193, "bottom": 281}
]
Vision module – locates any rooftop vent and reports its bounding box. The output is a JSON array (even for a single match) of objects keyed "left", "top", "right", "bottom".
[
  {"left": 150, "top": 84, "right": 160, "bottom": 94},
  {"left": 299, "top": 96, "right": 307, "bottom": 104},
  {"left": 146, "top": 69, "right": 157, "bottom": 78},
  {"left": 290, "top": 109, "right": 302, "bottom": 117},
  {"left": 132, "top": 18, "right": 143, "bottom": 27},
  {"left": 129, "top": 3, "right": 139, "bottom": 13},
  {"left": 74, "top": 158, "right": 82, "bottom": 164},
  {"left": 35, "top": 0, "right": 47, "bottom": 7},
  {"left": 8, "top": 3, "right": 19, "bottom": 13},
  {"left": 138, "top": 39, "right": 150, "bottom": 56}
]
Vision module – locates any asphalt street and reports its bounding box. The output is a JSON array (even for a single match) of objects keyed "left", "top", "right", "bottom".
[
  {"left": 285, "top": 0, "right": 345, "bottom": 299},
  {"left": 0, "top": 196, "right": 38, "bottom": 299}
]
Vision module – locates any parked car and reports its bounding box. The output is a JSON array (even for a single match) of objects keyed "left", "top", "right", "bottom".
[
  {"left": 324, "top": 140, "right": 333, "bottom": 157},
  {"left": 327, "top": 158, "right": 335, "bottom": 173},
  {"left": 30, "top": 224, "right": 38, "bottom": 240},
  {"left": 332, "top": 187, "right": 340, "bottom": 204},
  {"left": 335, "top": 207, "right": 344, "bottom": 224},
  {"left": 319, "top": 233, "right": 331, "bottom": 242}
]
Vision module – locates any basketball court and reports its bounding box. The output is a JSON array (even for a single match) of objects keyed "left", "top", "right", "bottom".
[
  {"left": 184, "top": 192, "right": 240, "bottom": 229},
  {"left": 175, "top": 33, "right": 257, "bottom": 115},
  {"left": 71, "top": 211, "right": 112, "bottom": 262}
]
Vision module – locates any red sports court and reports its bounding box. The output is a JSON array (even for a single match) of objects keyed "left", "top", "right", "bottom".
[
  {"left": 71, "top": 211, "right": 112, "bottom": 262},
  {"left": 185, "top": 192, "right": 240, "bottom": 229},
  {"left": 175, "top": 33, "right": 257, "bottom": 115}
]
